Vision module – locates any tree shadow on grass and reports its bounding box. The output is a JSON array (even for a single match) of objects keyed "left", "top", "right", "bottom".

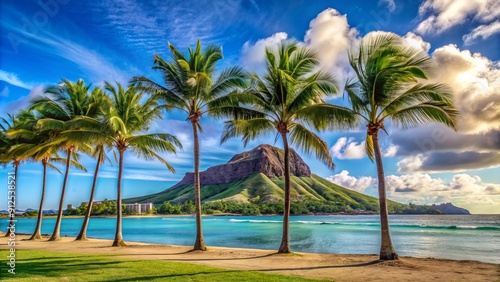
[
  {"left": 111, "top": 270, "right": 241, "bottom": 282},
  {"left": 117, "top": 252, "right": 276, "bottom": 261},
  {"left": 257, "top": 260, "right": 382, "bottom": 272},
  {"left": 13, "top": 257, "right": 122, "bottom": 278}
]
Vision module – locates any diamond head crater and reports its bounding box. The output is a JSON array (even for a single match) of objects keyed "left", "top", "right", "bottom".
[{"left": 125, "top": 145, "right": 468, "bottom": 215}]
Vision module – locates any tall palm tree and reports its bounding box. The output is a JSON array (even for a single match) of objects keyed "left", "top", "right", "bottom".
[
  {"left": 3, "top": 109, "right": 64, "bottom": 240},
  {"left": 75, "top": 88, "right": 112, "bottom": 241},
  {"left": 220, "top": 41, "right": 357, "bottom": 253},
  {"left": 0, "top": 110, "right": 47, "bottom": 236},
  {"left": 104, "top": 82, "right": 181, "bottom": 246},
  {"left": 32, "top": 79, "right": 98, "bottom": 241},
  {"left": 131, "top": 40, "right": 246, "bottom": 250},
  {"left": 0, "top": 113, "right": 27, "bottom": 237},
  {"left": 345, "top": 33, "right": 458, "bottom": 260}
]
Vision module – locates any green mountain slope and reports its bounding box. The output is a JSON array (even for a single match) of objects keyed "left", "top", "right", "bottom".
[{"left": 125, "top": 172, "right": 407, "bottom": 212}]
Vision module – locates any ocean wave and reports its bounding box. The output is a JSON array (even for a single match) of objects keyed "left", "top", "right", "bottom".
[
  {"left": 227, "top": 219, "right": 500, "bottom": 230},
  {"left": 228, "top": 219, "right": 282, "bottom": 223}
]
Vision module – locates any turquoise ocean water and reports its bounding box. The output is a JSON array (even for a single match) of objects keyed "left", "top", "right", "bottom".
[{"left": 5, "top": 214, "right": 499, "bottom": 263}]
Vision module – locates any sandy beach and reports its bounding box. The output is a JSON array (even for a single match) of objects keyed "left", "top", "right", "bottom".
[{"left": 0, "top": 234, "right": 498, "bottom": 281}]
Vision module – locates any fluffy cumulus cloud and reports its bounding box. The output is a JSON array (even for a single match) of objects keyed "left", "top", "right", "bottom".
[
  {"left": 240, "top": 8, "right": 360, "bottom": 84},
  {"left": 402, "top": 32, "right": 431, "bottom": 53},
  {"left": 389, "top": 43, "right": 500, "bottom": 173},
  {"left": 416, "top": 0, "right": 500, "bottom": 34},
  {"left": 326, "top": 170, "right": 376, "bottom": 193},
  {"left": 463, "top": 21, "right": 500, "bottom": 45},
  {"left": 432, "top": 45, "right": 500, "bottom": 134},
  {"left": 304, "top": 8, "right": 360, "bottom": 84},
  {"left": 330, "top": 137, "right": 366, "bottom": 160},
  {"left": 328, "top": 171, "right": 499, "bottom": 212},
  {"left": 240, "top": 32, "right": 288, "bottom": 73},
  {"left": 385, "top": 173, "right": 500, "bottom": 212}
]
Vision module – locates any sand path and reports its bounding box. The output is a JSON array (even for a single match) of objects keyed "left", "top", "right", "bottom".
[{"left": 1, "top": 235, "right": 498, "bottom": 281}]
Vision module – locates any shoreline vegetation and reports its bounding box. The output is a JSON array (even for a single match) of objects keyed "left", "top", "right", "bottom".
[
  {"left": 4, "top": 198, "right": 454, "bottom": 219},
  {"left": 0, "top": 234, "right": 497, "bottom": 282}
]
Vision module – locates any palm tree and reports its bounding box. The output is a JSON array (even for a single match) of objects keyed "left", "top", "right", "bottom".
[
  {"left": 345, "top": 33, "right": 459, "bottom": 260},
  {"left": 104, "top": 82, "right": 181, "bottom": 246},
  {"left": 131, "top": 40, "right": 246, "bottom": 250},
  {"left": 0, "top": 110, "right": 46, "bottom": 236},
  {"left": 0, "top": 113, "right": 27, "bottom": 237},
  {"left": 32, "top": 79, "right": 98, "bottom": 241},
  {"left": 220, "top": 41, "right": 357, "bottom": 253},
  {"left": 75, "top": 88, "right": 112, "bottom": 241},
  {"left": 3, "top": 109, "right": 64, "bottom": 240}
]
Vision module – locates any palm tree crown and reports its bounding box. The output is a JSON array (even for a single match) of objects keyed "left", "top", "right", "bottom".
[
  {"left": 345, "top": 33, "right": 459, "bottom": 260},
  {"left": 346, "top": 33, "right": 458, "bottom": 159}
]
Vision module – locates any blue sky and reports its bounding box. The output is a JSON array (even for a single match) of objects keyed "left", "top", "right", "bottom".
[{"left": 1, "top": 0, "right": 499, "bottom": 214}]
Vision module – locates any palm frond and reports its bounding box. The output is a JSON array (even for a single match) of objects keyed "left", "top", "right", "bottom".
[
  {"left": 389, "top": 102, "right": 459, "bottom": 130},
  {"left": 381, "top": 83, "right": 454, "bottom": 117},
  {"left": 221, "top": 119, "right": 274, "bottom": 146},
  {"left": 46, "top": 162, "right": 62, "bottom": 174},
  {"left": 294, "top": 104, "right": 358, "bottom": 131},
  {"left": 127, "top": 133, "right": 182, "bottom": 153},
  {"left": 289, "top": 124, "right": 334, "bottom": 169}
]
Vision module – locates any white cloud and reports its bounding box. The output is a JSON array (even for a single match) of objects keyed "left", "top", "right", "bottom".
[
  {"left": 385, "top": 173, "right": 500, "bottom": 211},
  {"left": 388, "top": 42, "right": 500, "bottom": 173},
  {"left": 396, "top": 155, "right": 426, "bottom": 173},
  {"left": 330, "top": 137, "right": 366, "bottom": 159},
  {"left": 431, "top": 44, "right": 500, "bottom": 134},
  {"left": 383, "top": 145, "right": 398, "bottom": 157},
  {"left": 379, "top": 0, "right": 397, "bottom": 12},
  {"left": 403, "top": 32, "right": 431, "bottom": 53},
  {"left": 304, "top": 8, "right": 360, "bottom": 85},
  {"left": 240, "top": 8, "right": 361, "bottom": 84},
  {"left": 416, "top": 0, "right": 500, "bottom": 34},
  {"left": 240, "top": 32, "right": 288, "bottom": 73},
  {"left": 326, "top": 170, "right": 376, "bottom": 193},
  {"left": 463, "top": 21, "right": 500, "bottom": 45},
  {"left": 326, "top": 170, "right": 500, "bottom": 212},
  {"left": 0, "top": 70, "right": 34, "bottom": 90}
]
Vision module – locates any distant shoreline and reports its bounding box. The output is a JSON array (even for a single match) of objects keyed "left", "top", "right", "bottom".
[{"left": 0, "top": 211, "right": 479, "bottom": 219}]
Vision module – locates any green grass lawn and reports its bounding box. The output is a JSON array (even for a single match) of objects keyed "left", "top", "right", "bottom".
[{"left": 0, "top": 250, "right": 327, "bottom": 282}]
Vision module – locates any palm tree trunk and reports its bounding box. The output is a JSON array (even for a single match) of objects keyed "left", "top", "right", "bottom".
[
  {"left": 30, "top": 160, "right": 47, "bottom": 240},
  {"left": 76, "top": 148, "right": 103, "bottom": 241},
  {"left": 5, "top": 161, "right": 19, "bottom": 237},
  {"left": 192, "top": 121, "right": 207, "bottom": 251},
  {"left": 373, "top": 132, "right": 398, "bottom": 260},
  {"left": 49, "top": 147, "right": 73, "bottom": 241},
  {"left": 278, "top": 133, "right": 291, "bottom": 253},
  {"left": 112, "top": 149, "right": 126, "bottom": 246}
]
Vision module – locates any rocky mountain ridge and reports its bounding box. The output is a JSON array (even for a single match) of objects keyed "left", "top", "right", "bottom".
[{"left": 174, "top": 144, "right": 311, "bottom": 187}]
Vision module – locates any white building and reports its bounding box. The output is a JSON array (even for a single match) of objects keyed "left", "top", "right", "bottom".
[{"left": 124, "top": 203, "right": 153, "bottom": 214}]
